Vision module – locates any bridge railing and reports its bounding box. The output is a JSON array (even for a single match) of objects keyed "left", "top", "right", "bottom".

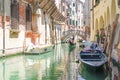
[
  {"left": 62, "top": 30, "right": 87, "bottom": 36},
  {"left": 61, "top": 30, "right": 89, "bottom": 42}
]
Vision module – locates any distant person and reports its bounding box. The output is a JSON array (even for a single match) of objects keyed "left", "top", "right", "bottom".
[{"left": 90, "top": 43, "right": 97, "bottom": 50}]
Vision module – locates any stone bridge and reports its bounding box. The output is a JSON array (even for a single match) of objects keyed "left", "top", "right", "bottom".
[{"left": 61, "top": 30, "right": 89, "bottom": 42}]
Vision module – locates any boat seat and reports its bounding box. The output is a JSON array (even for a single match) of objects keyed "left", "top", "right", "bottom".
[
  {"left": 81, "top": 54, "right": 101, "bottom": 58},
  {"left": 83, "top": 59, "right": 102, "bottom": 61}
]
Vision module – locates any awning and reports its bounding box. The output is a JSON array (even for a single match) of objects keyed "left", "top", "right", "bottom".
[
  {"left": 39, "top": 0, "right": 50, "bottom": 9},
  {"left": 51, "top": 9, "right": 59, "bottom": 19},
  {"left": 54, "top": 20, "right": 65, "bottom": 25},
  {"left": 39, "top": 0, "right": 48, "bottom": 8},
  {"left": 49, "top": 6, "right": 57, "bottom": 15},
  {"left": 56, "top": 13, "right": 65, "bottom": 22},
  {"left": 51, "top": 9, "right": 58, "bottom": 17},
  {"left": 38, "top": 0, "right": 65, "bottom": 23},
  {"left": 51, "top": 9, "right": 65, "bottom": 22}
]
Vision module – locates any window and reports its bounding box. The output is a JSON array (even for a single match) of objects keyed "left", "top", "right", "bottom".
[
  {"left": 67, "top": 12, "right": 69, "bottom": 16},
  {"left": 118, "top": 0, "right": 120, "bottom": 7},
  {"left": 95, "top": 0, "right": 100, "bottom": 5},
  {"left": 76, "top": 21, "right": 78, "bottom": 26},
  {"left": 0, "top": 0, "right": 3, "bottom": 15},
  {"left": 67, "top": 20, "right": 69, "bottom": 25},
  {"left": 70, "top": 19, "right": 72, "bottom": 25},
  {"left": 73, "top": 3, "right": 75, "bottom": 7},
  {"left": 73, "top": 20, "right": 75, "bottom": 26},
  {"left": 26, "top": 4, "right": 32, "bottom": 31},
  {"left": 62, "top": 0, "right": 65, "bottom": 2},
  {"left": 11, "top": 0, "right": 19, "bottom": 30},
  {"left": 84, "top": 21, "right": 86, "bottom": 25},
  {"left": 62, "top": 6, "right": 65, "bottom": 11}
]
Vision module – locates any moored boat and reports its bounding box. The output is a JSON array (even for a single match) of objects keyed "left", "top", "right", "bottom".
[
  {"left": 24, "top": 44, "right": 54, "bottom": 55},
  {"left": 69, "top": 36, "right": 76, "bottom": 45},
  {"left": 69, "top": 40, "right": 76, "bottom": 45},
  {"left": 83, "top": 42, "right": 104, "bottom": 52},
  {"left": 79, "top": 50, "right": 108, "bottom": 70}
]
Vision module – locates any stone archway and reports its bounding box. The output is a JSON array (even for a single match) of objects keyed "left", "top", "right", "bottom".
[
  {"left": 99, "top": 16, "right": 104, "bottom": 29},
  {"left": 95, "top": 19, "right": 98, "bottom": 32},
  {"left": 95, "top": 19, "right": 99, "bottom": 42},
  {"left": 111, "top": 0, "right": 116, "bottom": 23},
  {"left": 104, "top": 12, "right": 106, "bottom": 28},
  {"left": 104, "top": 12, "right": 108, "bottom": 36},
  {"left": 99, "top": 16, "right": 105, "bottom": 44}
]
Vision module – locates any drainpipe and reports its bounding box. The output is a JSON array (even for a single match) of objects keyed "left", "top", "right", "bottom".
[
  {"left": 2, "top": 0, "right": 6, "bottom": 56},
  {"left": 92, "top": 0, "right": 94, "bottom": 29},
  {"left": 44, "top": 12, "right": 47, "bottom": 44},
  {"left": 55, "top": 26, "right": 57, "bottom": 44},
  {"left": 51, "top": 18, "right": 55, "bottom": 44},
  {"left": 90, "top": 0, "right": 94, "bottom": 41}
]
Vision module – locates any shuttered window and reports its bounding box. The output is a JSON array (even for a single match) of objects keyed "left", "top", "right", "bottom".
[
  {"left": 26, "top": 4, "right": 32, "bottom": 31},
  {"left": 0, "top": 0, "right": 3, "bottom": 15},
  {"left": 11, "top": 0, "right": 19, "bottom": 30}
]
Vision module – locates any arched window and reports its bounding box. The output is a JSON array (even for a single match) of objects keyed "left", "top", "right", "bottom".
[
  {"left": 95, "top": 0, "right": 100, "bottom": 5},
  {"left": 118, "top": 0, "right": 120, "bottom": 7},
  {"left": 11, "top": 0, "right": 19, "bottom": 29},
  {"left": 26, "top": 4, "right": 32, "bottom": 31}
]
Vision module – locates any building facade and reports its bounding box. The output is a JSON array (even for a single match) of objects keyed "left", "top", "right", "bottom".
[
  {"left": 66, "top": 0, "right": 84, "bottom": 30},
  {"left": 90, "top": 0, "right": 120, "bottom": 68},
  {"left": 91, "top": 0, "right": 120, "bottom": 47},
  {"left": 76, "top": 0, "right": 84, "bottom": 27},
  {"left": 82, "top": 0, "right": 91, "bottom": 39},
  {"left": 0, "top": 0, "right": 65, "bottom": 57},
  {"left": 90, "top": 0, "right": 120, "bottom": 42},
  {"left": 83, "top": 0, "right": 91, "bottom": 27}
]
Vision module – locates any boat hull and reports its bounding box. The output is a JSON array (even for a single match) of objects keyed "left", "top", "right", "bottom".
[
  {"left": 79, "top": 50, "right": 108, "bottom": 71},
  {"left": 81, "top": 61, "right": 107, "bottom": 71}
]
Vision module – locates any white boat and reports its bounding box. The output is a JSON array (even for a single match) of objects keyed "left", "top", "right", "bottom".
[{"left": 24, "top": 44, "right": 54, "bottom": 55}]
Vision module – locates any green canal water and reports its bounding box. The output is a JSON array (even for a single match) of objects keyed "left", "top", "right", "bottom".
[{"left": 0, "top": 43, "right": 111, "bottom": 80}]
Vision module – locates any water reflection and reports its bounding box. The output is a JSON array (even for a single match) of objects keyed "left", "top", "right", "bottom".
[
  {"left": 109, "top": 60, "right": 120, "bottom": 80},
  {"left": 1, "top": 43, "right": 119, "bottom": 80},
  {"left": 0, "top": 44, "right": 74, "bottom": 80},
  {"left": 79, "top": 63, "right": 108, "bottom": 80}
]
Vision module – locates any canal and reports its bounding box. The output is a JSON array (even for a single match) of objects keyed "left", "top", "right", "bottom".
[{"left": 0, "top": 43, "right": 120, "bottom": 80}]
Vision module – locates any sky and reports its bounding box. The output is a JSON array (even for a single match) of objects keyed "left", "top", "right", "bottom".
[{"left": 80, "top": 0, "right": 85, "bottom": 3}]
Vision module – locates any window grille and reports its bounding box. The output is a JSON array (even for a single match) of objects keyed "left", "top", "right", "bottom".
[{"left": 11, "top": 0, "right": 19, "bottom": 30}]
